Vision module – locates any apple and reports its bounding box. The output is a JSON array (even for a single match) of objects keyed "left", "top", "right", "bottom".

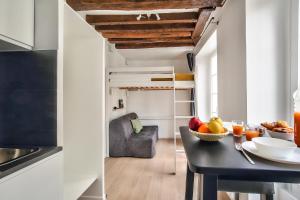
[{"left": 189, "top": 117, "right": 203, "bottom": 131}]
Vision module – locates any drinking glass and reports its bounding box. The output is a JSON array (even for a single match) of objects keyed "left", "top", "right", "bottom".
[
  {"left": 232, "top": 120, "right": 244, "bottom": 137},
  {"left": 245, "top": 128, "right": 260, "bottom": 141}
]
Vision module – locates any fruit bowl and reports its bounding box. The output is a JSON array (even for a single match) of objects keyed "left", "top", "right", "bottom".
[{"left": 189, "top": 129, "right": 229, "bottom": 142}]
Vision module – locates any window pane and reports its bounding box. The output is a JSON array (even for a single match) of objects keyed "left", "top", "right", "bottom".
[
  {"left": 211, "top": 53, "right": 218, "bottom": 117},
  {"left": 211, "top": 75, "right": 218, "bottom": 93},
  {"left": 212, "top": 94, "right": 218, "bottom": 111},
  {"left": 211, "top": 54, "right": 218, "bottom": 75}
]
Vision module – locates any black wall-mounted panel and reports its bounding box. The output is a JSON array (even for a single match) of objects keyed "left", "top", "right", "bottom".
[
  {"left": 187, "top": 53, "right": 195, "bottom": 72},
  {"left": 0, "top": 51, "right": 57, "bottom": 147}
]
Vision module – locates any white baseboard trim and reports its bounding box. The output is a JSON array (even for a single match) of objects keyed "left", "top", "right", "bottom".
[{"left": 79, "top": 195, "right": 106, "bottom": 200}]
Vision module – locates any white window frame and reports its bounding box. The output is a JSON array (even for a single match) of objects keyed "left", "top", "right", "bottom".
[{"left": 210, "top": 53, "right": 218, "bottom": 117}]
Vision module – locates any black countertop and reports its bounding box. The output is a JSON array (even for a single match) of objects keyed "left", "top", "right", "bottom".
[
  {"left": 0, "top": 146, "right": 62, "bottom": 179},
  {"left": 180, "top": 126, "right": 300, "bottom": 183}
]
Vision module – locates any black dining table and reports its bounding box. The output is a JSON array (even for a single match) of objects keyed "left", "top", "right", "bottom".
[{"left": 180, "top": 126, "right": 300, "bottom": 200}]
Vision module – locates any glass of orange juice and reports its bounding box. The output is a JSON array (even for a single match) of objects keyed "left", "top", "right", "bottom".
[
  {"left": 294, "top": 112, "right": 300, "bottom": 147},
  {"left": 245, "top": 128, "right": 260, "bottom": 141},
  {"left": 232, "top": 120, "right": 244, "bottom": 136}
]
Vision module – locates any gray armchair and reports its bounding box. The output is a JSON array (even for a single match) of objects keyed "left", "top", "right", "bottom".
[{"left": 109, "top": 113, "right": 158, "bottom": 158}]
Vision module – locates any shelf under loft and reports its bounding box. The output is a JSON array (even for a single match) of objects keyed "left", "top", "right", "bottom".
[
  {"left": 108, "top": 66, "right": 174, "bottom": 74},
  {"left": 119, "top": 86, "right": 192, "bottom": 91},
  {"left": 176, "top": 149, "right": 185, "bottom": 153},
  {"left": 175, "top": 116, "right": 195, "bottom": 119},
  {"left": 139, "top": 116, "right": 173, "bottom": 120},
  {"left": 175, "top": 100, "right": 195, "bottom": 103}
]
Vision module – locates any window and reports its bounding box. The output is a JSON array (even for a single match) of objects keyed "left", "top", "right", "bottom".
[
  {"left": 195, "top": 30, "right": 217, "bottom": 121},
  {"left": 210, "top": 53, "right": 218, "bottom": 117}
]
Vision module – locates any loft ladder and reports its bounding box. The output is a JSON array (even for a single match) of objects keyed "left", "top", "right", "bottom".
[{"left": 173, "top": 76, "right": 195, "bottom": 174}]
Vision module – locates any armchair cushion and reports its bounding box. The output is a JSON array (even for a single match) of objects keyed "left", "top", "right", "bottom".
[{"left": 130, "top": 118, "right": 143, "bottom": 134}]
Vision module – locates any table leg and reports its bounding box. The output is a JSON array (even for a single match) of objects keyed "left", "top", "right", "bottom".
[
  {"left": 198, "top": 174, "right": 218, "bottom": 200},
  {"left": 197, "top": 174, "right": 203, "bottom": 200},
  {"left": 185, "top": 163, "right": 194, "bottom": 200}
]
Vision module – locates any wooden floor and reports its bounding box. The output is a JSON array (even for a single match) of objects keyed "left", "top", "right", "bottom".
[{"left": 105, "top": 139, "right": 229, "bottom": 200}]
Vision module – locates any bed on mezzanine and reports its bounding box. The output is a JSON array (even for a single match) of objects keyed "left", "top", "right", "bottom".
[{"left": 108, "top": 66, "right": 195, "bottom": 90}]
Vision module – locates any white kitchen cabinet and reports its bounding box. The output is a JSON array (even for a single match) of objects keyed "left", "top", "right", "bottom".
[
  {"left": 0, "top": 152, "right": 63, "bottom": 200},
  {"left": 0, "top": 0, "right": 34, "bottom": 50}
]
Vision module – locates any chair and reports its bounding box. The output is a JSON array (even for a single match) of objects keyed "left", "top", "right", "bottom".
[
  {"left": 219, "top": 179, "right": 274, "bottom": 200},
  {"left": 109, "top": 113, "right": 158, "bottom": 158},
  {"left": 185, "top": 165, "right": 274, "bottom": 200}
]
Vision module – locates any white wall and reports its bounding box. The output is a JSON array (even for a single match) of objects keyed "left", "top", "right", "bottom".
[
  {"left": 126, "top": 57, "right": 190, "bottom": 73},
  {"left": 216, "top": 0, "right": 296, "bottom": 125},
  {"left": 109, "top": 88, "right": 128, "bottom": 119},
  {"left": 105, "top": 45, "right": 129, "bottom": 156},
  {"left": 64, "top": 4, "right": 105, "bottom": 200},
  {"left": 125, "top": 90, "right": 191, "bottom": 138},
  {"left": 195, "top": 55, "right": 210, "bottom": 121},
  {"left": 106, "top": 44, "right": 128, "bottom": 68},
  {"left": 106, "top": 44, "right": 128, "bottom": 121},
  {"left": 217, "top": 0, "right": 247, "bottom": 122},
  {"left": 246, "top": 0, "right": 293, "bottom": 124},
  {"left": 127, "top": 90, "right": 173, "bottom": 138}
]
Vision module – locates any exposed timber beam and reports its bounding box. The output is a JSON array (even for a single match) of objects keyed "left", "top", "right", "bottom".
[
  {"left": 192, "top": 8, "right": 213, "bottom": 44},
  {"left": 86, "top": 12, "right": 198, "bottom": 25},
  {"left": 102, "top": 31, "right": 192, "bottom": 39},
  {"left": 115, "top": 42, "right": 194, "bottom": 49},
  {"left": 96, "top": 24, "right": 195, "bottom": 33},
  {"left": 108, "top": 37, "right": 193, "bottom": 44},
  {"left": 67, "top": 0, "right": 223, "bottom": 11}
]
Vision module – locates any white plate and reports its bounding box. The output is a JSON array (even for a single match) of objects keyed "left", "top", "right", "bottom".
[
  {"left": 242, "top": 141, "right": 300, "bottom": 165},
  {"left": 252, "top": 137, "right": 297, "bottom": 158}
]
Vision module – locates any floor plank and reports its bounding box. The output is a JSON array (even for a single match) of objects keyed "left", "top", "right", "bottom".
[{"left": 105, "top": 139, "right": 230, "bottom": 200}]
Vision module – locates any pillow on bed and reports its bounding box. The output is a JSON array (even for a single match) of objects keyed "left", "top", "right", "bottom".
[{"left": 130, "top": 118, "right": 143, "bottom": 134}]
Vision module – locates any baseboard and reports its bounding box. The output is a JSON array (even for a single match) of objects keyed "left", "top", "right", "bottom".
[{"left": 78, "top": 195, "right": 106, "bottom": 200}]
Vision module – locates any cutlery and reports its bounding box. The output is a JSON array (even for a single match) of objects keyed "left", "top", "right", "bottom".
[{"left": 235, "top": 143, "right": 255, "bottom": 165}]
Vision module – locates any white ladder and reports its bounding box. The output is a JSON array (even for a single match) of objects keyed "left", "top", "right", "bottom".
[{"left": 173, "top": 79, "right": 195, "bottom": 174}]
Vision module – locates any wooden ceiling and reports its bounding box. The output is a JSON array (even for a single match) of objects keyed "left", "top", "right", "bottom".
[{"left": 66, "top": 0, "right": 224, "bottom": 49}]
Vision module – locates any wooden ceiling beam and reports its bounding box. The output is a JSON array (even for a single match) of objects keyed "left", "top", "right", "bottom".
[
  {"left": 102, "top": 31, "right": 192, "bottom": 39},
  {"left": 86, "top": 12, "right": 198, "bottom": 25},
  {"left": 108, "top": 37, "right": 193, "bottom": 44},
  {"left": 67, "top": 0, "right": 223, "bottom": 11},
  {"left": 115, "top": 42, "right": 194, "bottom": 49},
  {"left": 192, "top": 8, "right": 214, "bottom": 45},
  {"left": 96, "top": 23, "right": 195, "bottom": 33}
]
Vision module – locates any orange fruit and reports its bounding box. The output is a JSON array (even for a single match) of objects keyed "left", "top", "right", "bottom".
[{"left": 198, "top": 124, "right": 210, "bottom": 133}]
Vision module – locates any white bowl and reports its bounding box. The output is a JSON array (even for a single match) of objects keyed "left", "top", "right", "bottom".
[
  {"left": 189, "top": 129, "right": 229, "bottom": 142},
  {"left": 252, "top": 137, "right": 297, "bottom": 158},
  {"left": 266, "top": 130, "right": 294, "bottom": 141}
]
